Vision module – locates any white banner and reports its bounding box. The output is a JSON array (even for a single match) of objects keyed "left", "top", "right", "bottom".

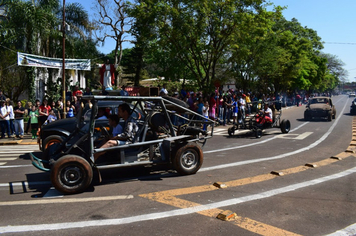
[{"left": 17, "top": 52, "right": 91, "bottom": 71}]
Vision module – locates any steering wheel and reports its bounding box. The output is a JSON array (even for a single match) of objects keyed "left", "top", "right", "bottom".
[{"left": 100, "top": 125, "right": 110, "bottom": 137}]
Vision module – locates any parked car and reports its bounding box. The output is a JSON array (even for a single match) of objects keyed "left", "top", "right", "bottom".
[
  {"left": 349, "top": 93, "right": 356, "bottom": 98},
  {"left": 304, "top": 97, "right": 336, "bottom": 121},
  {"left": 31, "top": 95, "right": 215, "bottom": 194}
]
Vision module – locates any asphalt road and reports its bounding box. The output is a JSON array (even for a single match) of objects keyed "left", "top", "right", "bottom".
[{"left": 0, "top": 95, "right": 355, "bottom": 236}]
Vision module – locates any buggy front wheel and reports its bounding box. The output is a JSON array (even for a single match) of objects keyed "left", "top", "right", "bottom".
[
  {"left": 51, "top": 155, "right": 93, "bottom": 194},
  {"left": 280, "top": 119, "right": 291, "bottom": 133}
]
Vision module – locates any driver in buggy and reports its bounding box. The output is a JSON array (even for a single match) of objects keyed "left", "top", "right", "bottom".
[{"left": 256, "top": 103, "right": 273, "bottom": 126}]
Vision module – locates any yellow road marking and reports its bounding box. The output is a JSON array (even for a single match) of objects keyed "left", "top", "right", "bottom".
[
  {"left": 140, "top": 153, "right": 353, "bottom": 236},
  {"left": 141, "top": 156, "right": 344, "bottom": 200}
]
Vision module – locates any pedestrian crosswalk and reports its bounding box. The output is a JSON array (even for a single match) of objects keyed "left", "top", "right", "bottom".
[
  {"left": 0, "top": 145, "right": 39, "bottom": 166},
  {"left": 211, "top": 128, "right": 227, "bottom": 136}
]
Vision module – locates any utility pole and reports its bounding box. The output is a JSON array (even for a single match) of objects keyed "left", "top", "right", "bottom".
[{"left": 62, "top": 0, "right": 66, "bottom": 118}]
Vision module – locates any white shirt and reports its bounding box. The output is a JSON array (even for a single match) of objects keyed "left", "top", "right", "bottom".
[
  {"left": 160, "top": 88, "right": 168, "bottom": 95},
  {"left": 203, "top": 105, "right": 209, "bottom": 117},
  {"left": 239, "top": 98, "right": 246, "bottom": 109},
  {"left": 0, "top": 106, "right": 9, "bottom": 120},
  {"left": 8, "top": 105, "right": 14, "bottom": 119},
  {"left": 263, "top": 107, "right": 272, "bottom": 119}
]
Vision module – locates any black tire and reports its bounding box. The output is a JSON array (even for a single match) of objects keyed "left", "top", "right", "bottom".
[
  {"left": 304, "top": 111, "right": 310, "bottom": 121},
  {"left": 327, "top": 112, "right": 332, "bottom": 121},
  {"left": 332, "top": 112, "right": 336, "bottom": 119},
  {"left": 50, "top": 155, "right": 93, "bottom": 194},
  {"left": 280, "top": 119, "right": 291, "bottom": 133},
  {"left": 173, "top": 143, "right": 203, "bottom": 175},
  {"left": 228, "top": 127, "right": 234, "bottom": 136},
  {"left": 43, "top": 135, "right": 64, "bottom": 152},
  {"left": 255, "top": 129, "right": 262, "bottom": 138}
]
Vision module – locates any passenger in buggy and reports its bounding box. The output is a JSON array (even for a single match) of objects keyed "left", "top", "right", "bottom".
[
  {"left": 94, "top": 103, "right": 138, "bottom": 161},
  {"left": 256, "top": 103, "right": 273, "bottom": 126}
]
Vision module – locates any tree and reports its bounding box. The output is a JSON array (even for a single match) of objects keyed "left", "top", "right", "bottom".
[
  {"left": 93, "top": 0, "right": 131, "bottom": 67},
  {"left": 0, "top": 0, "right": 100, "bottom": 101},
  {"left": 250, "top": 17, "right": 326, "bottom": 94},
  {"left": 317, "top": 53, "right": 347, "bottom": 92},
  {"left": 128, "top": 0, "right": 269, "bottom": 93}
]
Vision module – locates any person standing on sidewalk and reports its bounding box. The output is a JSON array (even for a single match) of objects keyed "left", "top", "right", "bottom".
[
  {"left": 24, "top": 101, "right": 32, "bottom": 135},
  {"left": 14, "top": 100, "right": 25, "bottom": 138},
  {"left": 0, "top": 100, "right": 11, "bottom": 138},
  {"left": 29, "top": 105, "right": 39, "bottom": 139},
  {"left": 38, "top": 98, "right": 51, "bottom": 131},
  {"left": 6, "top": 99, "right": 15, "bottom": 136}
]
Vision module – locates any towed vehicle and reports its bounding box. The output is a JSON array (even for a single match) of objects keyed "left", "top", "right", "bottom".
[
  {"left": 304, "top": 97, "right": 336, "bottom": 121},
  {"left": 31, "top": 95, "right": 214, "bottom": 194}
]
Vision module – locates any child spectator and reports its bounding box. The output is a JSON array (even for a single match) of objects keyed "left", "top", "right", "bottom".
[
  {"left": 29, "top": 105, "right": 39, "bottom": 139},
  {"left": 46, "top": 110, "right": 57, "bottom": 124}
]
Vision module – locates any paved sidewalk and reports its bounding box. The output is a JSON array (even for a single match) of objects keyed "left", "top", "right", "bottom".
[{"left": 0, "top": 133, "right": 38, "bottom": 145}]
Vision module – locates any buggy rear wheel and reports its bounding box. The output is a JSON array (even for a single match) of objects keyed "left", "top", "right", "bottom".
[
  {"left": 280, "top": 119, "right": 291, "bottom": 133},
  {"left": 255, "top": 129, "right": 262, "bottom": 138},
  {"left": 173, "top": 143, "right": 203, "bottom": 175},
  {"left": 228, "top": 127, "right": 235, "bottom": 136},
  {"left": 51, "top": 155, "right": 93, "bottom": 194}
]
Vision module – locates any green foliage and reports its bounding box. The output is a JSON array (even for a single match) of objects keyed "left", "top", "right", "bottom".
[{"left": 0, "top": 0, "right": 100, "bottom": 101}]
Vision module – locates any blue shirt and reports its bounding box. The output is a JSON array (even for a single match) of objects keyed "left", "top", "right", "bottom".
[{"left": 232, "top": 101, "right": 238, "bottom": 113}]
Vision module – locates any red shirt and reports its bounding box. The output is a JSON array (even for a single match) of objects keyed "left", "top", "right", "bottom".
[
  {"left": 73, "top": 90, "right": 83, "bottom": 97},
  {"left": 39, "top": 105, "right": 51, "bottom": 116}
]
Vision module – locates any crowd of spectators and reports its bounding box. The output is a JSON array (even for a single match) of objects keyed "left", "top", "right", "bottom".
[
  {"left": 0, "top": 86, "right": 94, "bottom": 139},
  {"left": 160, "top": 86, "right": 312, "bottom": 126},
  {"left": 0, "top": 83, "right": 319, "bottom": 139}
]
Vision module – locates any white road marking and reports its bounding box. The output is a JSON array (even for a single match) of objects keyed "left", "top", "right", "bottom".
[
  {"left": 276, "top": 132, "right": 313, "bottom": 140},
  {"left": 0, "top": 158, "right": 17, "bottom": 161},
  {"left": 0, "top": 164, "right": 32, "bottom": 169},
  {"left": 0, "top": 162, "right": 5, "bottom": 166},
  {"left": 0, "top": 195, "right": 134, "bottom": 206},
  {"left": 327, "top": 223, "right": 356, "bottom": 236},
  {"left": 0, "top": 166, "right": 354, "bottom": 234}
]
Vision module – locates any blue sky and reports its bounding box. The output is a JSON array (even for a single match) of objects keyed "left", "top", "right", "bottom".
[{"left": 68, "top": 0, "right": 356, "bottom": 82}]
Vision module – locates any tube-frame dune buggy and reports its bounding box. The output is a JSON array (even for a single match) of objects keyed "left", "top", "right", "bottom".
[
  {"left": 30, "top": 95, "right": 214, "bottom": 194},
  {"left": 228, "top": 101, "right": 291, "bottom": 138}
]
